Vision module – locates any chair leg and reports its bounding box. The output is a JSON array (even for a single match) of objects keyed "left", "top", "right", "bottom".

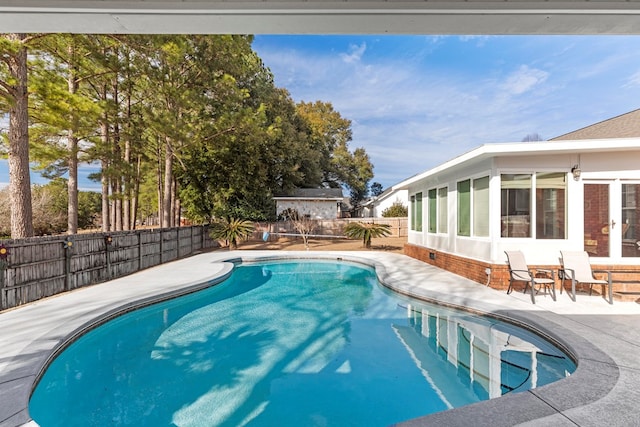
[
  {"left": 529, "top": 279, "right": 536, "bottom": 304},
  {"left": 550, "top": 282, "right": 556, "bottom": 301},
  {"left": 507, "top": 279, "right": 514, "bottom": 295}
]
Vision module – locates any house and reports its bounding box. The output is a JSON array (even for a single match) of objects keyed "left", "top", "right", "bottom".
[
  {"left": 360, "top": 188, "right": 408, "bottom": 218},
  {"left": 395, "top": 112, "right": 640, "bottom": 293},
  {"left": 273, "top": 188, "right": 345, "bottom": 220}
]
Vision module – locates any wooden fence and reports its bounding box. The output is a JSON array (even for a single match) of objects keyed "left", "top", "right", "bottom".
[{"left": 0, "top": 226, "right": 216, "bottom": 311}]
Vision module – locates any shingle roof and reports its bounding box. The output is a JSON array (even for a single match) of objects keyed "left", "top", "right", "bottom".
[
  {"left": 551, "top": 109, "right": 640, "bottom": 140},
  {"left": 273, "top": 188, "right": 345, "bottom": 199}
]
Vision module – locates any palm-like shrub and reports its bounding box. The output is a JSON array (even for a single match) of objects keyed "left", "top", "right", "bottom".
[
  {"left": 209, "top": 217, "right": 255, "bottom": 249},
  {"left": 343, "top": 222, "right": 392, "bottom": 248}
]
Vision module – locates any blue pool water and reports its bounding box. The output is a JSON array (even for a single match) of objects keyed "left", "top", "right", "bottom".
[{"left": 29, "top": 260, "right": 575, "bottom": 426}]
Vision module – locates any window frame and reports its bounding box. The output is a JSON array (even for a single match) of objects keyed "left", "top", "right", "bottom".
[{"left": 500, "top": 170, "right": 568, "bottom": 240}]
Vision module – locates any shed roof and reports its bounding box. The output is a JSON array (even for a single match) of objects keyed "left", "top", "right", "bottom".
[{"left": 273, "top": 188, "right": 344, "bottom": 200}]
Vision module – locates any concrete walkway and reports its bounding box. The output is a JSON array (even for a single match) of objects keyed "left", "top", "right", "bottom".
[{"left": 1, "top": 251, "right": 639, "bottom": 427}]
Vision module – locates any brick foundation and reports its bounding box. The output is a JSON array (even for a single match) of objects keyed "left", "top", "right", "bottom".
[{"left": 404, "top": 243, "right": 640, "bottom": 297}]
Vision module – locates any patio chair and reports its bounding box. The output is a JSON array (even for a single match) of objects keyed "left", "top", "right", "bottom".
[
  {"left": 505, "top": 251, "right": 556, "bottom": 304},
  {"left": 559, "top": 251, "right": 613, "bottom": 304}
]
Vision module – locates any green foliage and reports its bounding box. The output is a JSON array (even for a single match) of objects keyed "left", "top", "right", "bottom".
[
  {"left": 0, "top": 180, "right": 101, "bottom": 236},
  {"left": 2, "top": 34, "right": 377, "bottom": 232},
  {"left": 78, "top": 191, "right": 102, "bottom": 229},
  {"left": 370, "top": 182, "right": 384, "bottom": 197},
  {"left": 343, "top": 222, "right": 392, "bottom": 248},
  {"left": 382, "top": 202, "right": 408, "bottom": 218},
  {"left": 209, "top": 217, "right": 255, "bottom": 249},
  {"left": 295, "top": 101, "right": 374, "bottom": 214}
]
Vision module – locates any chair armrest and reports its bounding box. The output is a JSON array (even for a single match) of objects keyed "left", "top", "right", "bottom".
[
  {"left": 559, "top": 268, "right": 575, "bottom": 280},
  {"left": 593, "top": 269, "right": 612, "bottom": 283},
  {"left": 509, "top": 269, "right": 533, "bottom": 278},
  {"left": 535, "top": 268, "right": 555, "bottom": 279}
]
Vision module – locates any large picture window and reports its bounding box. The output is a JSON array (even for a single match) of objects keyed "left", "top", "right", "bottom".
[
  {"left": 501, "top": 172, "right": 567, "bottom": 239},
  {"left": 458, "top": 177, "right": 489, "bottom": 237},
  {"left": 501, "top": 174, "right": 532, "bottom": 237},
  {"left": 536, "top": 172, "right": 566, "bottom": 239}
]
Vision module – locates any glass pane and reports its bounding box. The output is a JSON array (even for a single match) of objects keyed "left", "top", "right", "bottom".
[
  {"left": 501, "top": 174, "right": 531, "bottom": 238},
  {"left": 410, "top": 196, "right": 416, "bottom": 230},
  {"left": 428, "top": 189, "right": 437, "bottom": 233},
  {"left": 438, "top": 187, "right": 448, "bottom": 233},
  {"left": 416, "top": 192, "right": 423, "bottom": 232},
  {"left": 473, "top": 176, "right": 490, "bottom": 237},
  {"left": 584, "top": 184, "right": 609, "bottom": 257},
  {"left": 457, "top": 180, "right": 470, "bottom": 236},
  {"left": 536, "top": 172, "right": 566, "bottom": 239},
  {"left": 622, "top": 184, "right": 640, "bottom": 258}
]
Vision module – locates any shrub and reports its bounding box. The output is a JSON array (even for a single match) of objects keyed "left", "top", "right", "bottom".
[
  {"left": 343, "top": 222, "right": 392, "bottom": 248},
  {"left": 209, "top": 217, "right": 255, "bottom": 249},
  {"left": 381, "top": 202, "right": 408, "bottom": 218}
]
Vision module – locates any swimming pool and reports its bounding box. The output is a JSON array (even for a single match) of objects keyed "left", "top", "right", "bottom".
[{"left": 29, "top": 259, "right": 575, "bottom": 426}]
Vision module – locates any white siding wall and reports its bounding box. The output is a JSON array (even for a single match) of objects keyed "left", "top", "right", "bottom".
[
  {"left": 372, "top": 190, "right": 408, "bottom": 217},
  {"left": 407, "top": 149, "right": 640, "bottom": 265}
]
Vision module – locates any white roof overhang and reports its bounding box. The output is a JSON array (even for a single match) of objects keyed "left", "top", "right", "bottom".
[
  {"left": 3, "top": 1, "right": 640, "bottom": 34},
  {"left": 393, "top": 138, "right": 640, "bottom": 190}
]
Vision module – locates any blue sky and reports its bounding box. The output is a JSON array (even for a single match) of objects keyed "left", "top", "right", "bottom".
[
  {"left": 2, "top": 35, "right": 640, "bottom": 192},
  {"left": 252, "top": 35, "right": 640, "bottom": 189}
]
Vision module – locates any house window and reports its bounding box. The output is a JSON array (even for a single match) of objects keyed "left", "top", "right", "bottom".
[
  {"left": 501, "top": 172, "right": 567, "bottom": 239},
  {"left": 457, "top": 180, "right": 471, "bottom": 236},
  {"left": 438, "top": 187, "right": 448, "bottom": 233},
  {"left": 501, "top": 174, "right": 532, "bottom": 237},
  {"left": 457, "top": 177, "right": 489, "bottom": 237},
  {"left": 428, "top": 189, "right": 437, "bottom": 233},
  {"left": 411, "top": 192, "right": 423, "bottom": 231},
  {"left": 536, "top": 172, "right": 566, "bottom": 239},
  {"left": 473, "top": 176, "right": 490, "bottom": 237}
]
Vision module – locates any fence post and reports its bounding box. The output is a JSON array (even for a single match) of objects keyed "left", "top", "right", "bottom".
[
  {"left": 63, "top": 238, "right": 73, "bottom": 291},
  {"left": 0, "top": 260, "right": 6, "bottom": 311},
  {"left": 176, "top": 228, "right": 180, "bottom": 259},
  {"left": 190, "top": 226, "right": 194, "bottom": 255},
  {"left": 138, "top": 231, "right": 142, "bottom": 270},
  {"left": 159, "top": 228, "right": 163, "bottom": 264},
  {"left": 0, "top": 243, "right": 7, "bottom": 310},
  {"left": 105, "top": 235, "right": 113, "bottom": 280}
]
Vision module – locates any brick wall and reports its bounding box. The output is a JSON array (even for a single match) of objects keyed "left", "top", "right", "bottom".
[{"left": 404, "top": 243, "right": 640, "bottom": 295}]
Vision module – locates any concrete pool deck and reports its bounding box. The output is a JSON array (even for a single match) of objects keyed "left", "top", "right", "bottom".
[{"left": 1, "top": 251, "right": 639, "bottom": 427}]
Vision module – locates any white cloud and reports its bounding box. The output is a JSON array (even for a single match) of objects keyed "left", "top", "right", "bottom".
[
  {"left": 502, "top": 65, "right": 549, "bottom": 95},
  {"left": 340, "top": 42, "right": 366, "bottom": 64},
  {"left": 624, "top": 70, "right": 640, "bottom": 88}
]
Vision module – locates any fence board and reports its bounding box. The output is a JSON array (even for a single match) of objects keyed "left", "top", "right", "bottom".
[{"left": 0, "top": 225, "right": 214, "bottom": 311}]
